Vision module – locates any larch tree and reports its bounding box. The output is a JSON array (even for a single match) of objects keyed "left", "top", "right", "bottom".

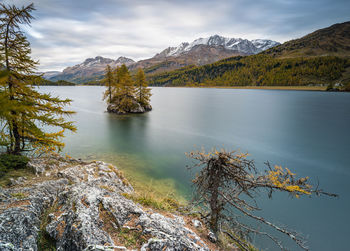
[
  {"left": 187, "top": 148, "right": 337, "bottom": 251},
  {"left": 102, "top": 64, "right": 114, "bottom": 104},
  {"left": 0, "top": 3, "right": 76, "bottom": 155},
  {"left": 135, "top": 68, "right": 152, "bottom": 108},
  {"left": 117, "top": 65, "right": 137, "bottom": 112},
  {"left": 103, "top": 64, "right": 152, "bottom": 114}
]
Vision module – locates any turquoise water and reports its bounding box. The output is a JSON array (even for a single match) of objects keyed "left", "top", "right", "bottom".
[{"left": 38, "top": 86, "right": 350, "bottom": 250}]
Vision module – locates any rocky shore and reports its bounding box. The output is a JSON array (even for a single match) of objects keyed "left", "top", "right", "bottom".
[
  {"left": 107, "top": 100, "right": 152, "bottom": 115},
  {"left": 0, "top": 155, "right": 214, "bottom": 251}
]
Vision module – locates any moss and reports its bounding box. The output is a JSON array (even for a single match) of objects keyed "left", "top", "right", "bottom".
[{"left": 10, "top": 192, "right": 28, "bottom": 199}]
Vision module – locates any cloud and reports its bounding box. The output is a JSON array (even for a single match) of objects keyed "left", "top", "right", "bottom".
[{"left": 3, "top": 0, "right": 349, "bottom": 71}]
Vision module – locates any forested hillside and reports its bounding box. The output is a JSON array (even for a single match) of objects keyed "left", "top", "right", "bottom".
[
  {"left": 34, "top": 78, "right": 76, "bottom": 86},
  {"left": 149, "top": 55, "right": 350, "bottom": 87},
  {"left": 263, "top": 21, "right": 350, "bottom": 58},
  {"left": 148, "top": 22, "right": 350, "bottom": 88}
]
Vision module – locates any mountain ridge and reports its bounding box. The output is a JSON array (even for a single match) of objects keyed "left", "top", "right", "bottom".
[
  {"left": 153, "top": 35, "right": 279, "bottom": 58},
  {"left": 49, "top": 56, "right": 135, "bottom": 82},
  {"left": 148, "top": 21, "right": 350, "bottom": 88},
  {"left": 47, "top": 35, "right": 280, "bottom": 83},
  {"left": 263, "top": 21, "right": 350, "bottom": 58}
]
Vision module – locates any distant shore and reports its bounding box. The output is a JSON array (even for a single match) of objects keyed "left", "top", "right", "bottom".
[
  {"left": 159, "top": 85, "right": 328, "bottom": 91},
  {"left": 46, "top": 84, "right": 348, "bottom": 92}
]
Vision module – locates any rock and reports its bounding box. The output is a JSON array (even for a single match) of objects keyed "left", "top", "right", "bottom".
[
  {"left": 192, "top": 219, "right": 203, "bottom": 228},
  {"left": 27, "top": 159, "right": 46, "bottom": 175},
  {"left": 139, "top": 213, "right": 209, "bottom": 250},
  {"left": 143, "top": 104, "right": 152, "bottom": 112},
  {"left": 84, "top": 245, "right": 127, "bottom": 251},
  {"left": 0, "top": 158, "right": 210, "bottom": 250},
  {"left": 107, "top": 98, "right": 152, "bottom": 115},
  {"left": 9, "top": 177, "right": 27, "bottom": 186},
  {"left": 0, "top": 179, "right": 69, "bottom": 251},
  {"left": 208, "top": 231, "right": 217, "bottom": 243},
  {"left": 0, "top": 242, "right": 15, "bottom": 251}
]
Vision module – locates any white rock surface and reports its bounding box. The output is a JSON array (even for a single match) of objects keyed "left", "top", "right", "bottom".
[{"left": 0, "top": 157, "right": 209, "bottom": 251}]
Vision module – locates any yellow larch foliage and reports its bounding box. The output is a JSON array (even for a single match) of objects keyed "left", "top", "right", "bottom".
[{"left": 267, "top": 165, "right": 311, "bottom": 197}]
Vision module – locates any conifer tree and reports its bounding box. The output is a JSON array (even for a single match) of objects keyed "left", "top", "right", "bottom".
[
  {"left": 135, "top": 68, "right": 152, "bottom": 108},
  {"left": 102, "top": 65, "right": 114, "bottom": 104},
  {"left": 117, "top": 64, "right": 137, "bottom": 112},
  {"left": 103, "top": 64, "right": 152, "bottom": 114},
  {"left": 0, "top": 3, "right": 76, "bottom": 155}
]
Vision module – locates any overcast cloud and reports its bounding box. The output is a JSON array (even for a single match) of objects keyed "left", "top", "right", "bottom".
[{"left": 3, "top": 0, "right": 350, "bottom": 71}]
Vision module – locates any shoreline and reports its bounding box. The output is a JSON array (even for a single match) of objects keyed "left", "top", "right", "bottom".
[
  {"left": 42, "top": 84, "right": 350, "bottom": 92},
  {"left": 155, "top": 85, "right": 328, "bottom": 91},
  {"left": 0, "top": 155, "right": 219, "bottom": 250}
]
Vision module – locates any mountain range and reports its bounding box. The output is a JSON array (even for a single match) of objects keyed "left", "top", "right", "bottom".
[
  {"left": 49, "top": 56, "right": 134, "bottom": 83},
  {"left": 149, "top": 21, "right": 350, "bottom": 88},
  {"left": 153, "top": 36, "right": 278, "bottom": 58},
  {"left": 47, "top": 35, "right": 279, "bottom": 83}
]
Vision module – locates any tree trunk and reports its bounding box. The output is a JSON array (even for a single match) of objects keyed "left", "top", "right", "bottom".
[
  {"left": 208, "top": 160, "right": 223, "bottom": 233},
  {"left": 108, "top": 81, "right": 112, "bottom": 103},
  {"left": 12, "top": 121, "right": 21, "bottom": 155},
  {"left": 5, "top": 19, "right": 21, "bottom": 155},
  {"left": 209, "top": 188, "right": 220, "bottom": 233}
]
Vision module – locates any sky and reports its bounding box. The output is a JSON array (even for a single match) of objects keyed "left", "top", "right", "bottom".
[{"left": 3, "top": 0, "right": 350, "bottom": 72}]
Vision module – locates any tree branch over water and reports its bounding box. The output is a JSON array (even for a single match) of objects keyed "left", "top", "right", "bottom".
[{"left": 187, "top": 148, "right": 338, "bottom": 250}]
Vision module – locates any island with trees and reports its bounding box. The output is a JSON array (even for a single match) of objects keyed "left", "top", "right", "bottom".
[{"left": 103, "top": 64, "right": 152, "bottom": 114}]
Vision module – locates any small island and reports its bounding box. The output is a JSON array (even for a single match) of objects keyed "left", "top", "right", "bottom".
[{"left": 103, "top": 64, "right": 152, "bottom": 114}]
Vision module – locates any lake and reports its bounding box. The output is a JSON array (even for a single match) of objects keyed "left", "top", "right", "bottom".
[{"left": 38, "top": 86, "right": 350, "bottom": 251}]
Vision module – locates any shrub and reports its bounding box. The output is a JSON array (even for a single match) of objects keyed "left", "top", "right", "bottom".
[
  {"left": 0, "top": 161, "right": 8, "bottom": 176},
  {"left": 0, "top": 154, "right": 29, "bottom": 170}
]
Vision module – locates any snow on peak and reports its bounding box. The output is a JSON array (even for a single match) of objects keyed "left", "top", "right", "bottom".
[
  {"left": 159, "top": 35, "right": 280, "bottom": 57},
  {"left": 251, "top": 39, "right": 280, "bottom": 51}
]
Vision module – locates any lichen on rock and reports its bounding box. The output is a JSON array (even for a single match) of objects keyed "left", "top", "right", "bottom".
[{"left": 0, "top": 156, "right": 210, "bottom": 251}]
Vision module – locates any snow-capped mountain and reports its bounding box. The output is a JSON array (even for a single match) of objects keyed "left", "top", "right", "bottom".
[
  {"left": 251, "top": 39, "right": 280, "bottom": 51},
  {"left": 67, "top": 56, "right": 134, "bottom": 71},
  {"left": 48, "top": 36, "right": 279, "bottom": 83},
  {"left": 154, "top": 35, "right": 280, "bottom": 58},
  {"left": 49, "top": 56, "right": 134, "bottom": 83}
]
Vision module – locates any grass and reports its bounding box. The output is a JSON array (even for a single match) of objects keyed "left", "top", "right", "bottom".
[
  {"left": 122, "top": 191, "right": 182, "bottom": 212},
  {"left": 99, "top": 185, "right": 115, "bottom": 192},
  {"left": 107, "top": 164, "right": 130, "bottom": 186},
  {"left": 98, "top": 202, "right": 150, "bottom": 248},
  {"left": 0, "top": 154, "right": 33, "bottom": 188},
  {"left": 37, "top": 200, "right": 59, "bottom": 251},
  {"left": 0, "top": 167, "right": 34, "bottom": 188},
  {"left": 218, "top": 229, "right": 259, "bottom": 251},
  {"left": 116, "top": 228, "right": 150, "bottom": 248},
  {"left": 10, "top": 192, "right": 28, "bottom": 199},
  {"left": 37, "top": 231, "right": 56, "bottom": 251}
]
